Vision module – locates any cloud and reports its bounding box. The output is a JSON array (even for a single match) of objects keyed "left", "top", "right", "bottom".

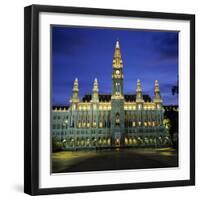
[
  {"left": 160, "top": 83, "right": 174, "bottom": 93},
  {"left": 151, "top": 32, "right": 178, "bottom": 60}
]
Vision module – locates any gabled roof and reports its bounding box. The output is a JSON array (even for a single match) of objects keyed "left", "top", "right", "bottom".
[
  {"left": 82, "top": 94, "right": 151, "bottom": 102},
  {"left": 52, "top": 106, "right": 69, "bottom": 110}
]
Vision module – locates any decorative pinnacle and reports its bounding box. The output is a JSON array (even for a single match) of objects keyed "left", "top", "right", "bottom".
[
  {"left": 93, "top": 78, "right": 99, "bottom": 92},
  {"left": 70, "top": 77, "right": 80, "bottom": 103},
  {"left": 113, "top": 39, "right": 123, "bottom": 68},
  {"left": 155, "top": 80, "right": 159, "bottom": 86},
  {"left": 74, "top": 77, "right": 78, "bottom": 84},
  {"left": 136, "top": 79, "right": 143, "bottom": 102},
  {"left": 73, "top": 77, "right": 79, "bottom": 91},
  {"left": 154, "top": 80, "right": 160, "bottom": 92},
  {"left": 136, "top": 79, "right": 142, "bottom": 93},
  {"left": 154, "top": 80, "right": 162, "bottom": 102},
  {"left": 116, "top": 40, "right": 120, "bottom": 48}
]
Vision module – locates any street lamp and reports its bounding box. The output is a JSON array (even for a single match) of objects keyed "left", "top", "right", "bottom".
[{"left": 62, "top": 139, "right": 66, "bottom": 149}]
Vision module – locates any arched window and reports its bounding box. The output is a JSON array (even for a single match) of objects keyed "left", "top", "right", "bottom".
[
  {"left": 115, "top": 82, "right": 121, "bottom": 95},
  {"left": 115, "top": 112, "right": 120, "bottom": 126}
]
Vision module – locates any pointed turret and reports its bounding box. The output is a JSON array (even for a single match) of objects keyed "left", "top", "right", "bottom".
[
  {"left": 70, "top": 78, "right": 80, "bottom": 103},
  {"left": 73, "top": 78, "right": 79, "bottom": 91},
  {"left": 91, "top": 78, "right": 99, "bottom": 103},
  {"left": 112, "top": 40, "right": 124, "bottom": 98},
  {"left": 154, "top": 80, "right": 163, "bottom": 104},
  {"left": 136, "top": 79, "right": 144, "bottom": 103},
  {"left": 113, "top": 40, "right": 123, "bottom": 69}
]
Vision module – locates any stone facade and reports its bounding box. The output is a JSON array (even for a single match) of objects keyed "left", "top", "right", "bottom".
[{"left": 52, "top": 40, "right": 171, "bottom": 150}]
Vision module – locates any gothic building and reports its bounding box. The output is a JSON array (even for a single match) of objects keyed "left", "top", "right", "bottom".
[{"left": 52, "top": 40, "right": 171, "bottom": 150}]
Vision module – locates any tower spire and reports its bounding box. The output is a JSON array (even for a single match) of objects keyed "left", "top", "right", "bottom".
[
  {"left": 136, "top": 79, "right": 144, "bottom": 103},
  {"left": 112, "top": 40, "right": 124, "bottom": 98},
  {"left": 91, "top": 78, "right": 99, "bottom": 102},
  {"left": 93, "top": 78, "right": 99, "bottom": 92},
  {"left": 73, "top": 78, "right": 79, "bottom": 91},
  {"left": 154, "top": 80, "right": 163, "bottom": 104},
  {"left": 116, "top": 40, "right": 120, "bottom": 48},
  {"left": 113, "top": 40, "right": 123, "bottom": 69},
  {"left": 70, "top": 78, "right": 80, "bottom": 103}
]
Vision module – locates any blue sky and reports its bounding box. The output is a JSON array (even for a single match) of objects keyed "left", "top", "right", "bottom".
[{"left": 52, "top": 26, "right": 178, "bottom": 106}]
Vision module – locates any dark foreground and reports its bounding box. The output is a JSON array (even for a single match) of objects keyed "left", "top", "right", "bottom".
[{"left": 52, "top": 148, "right": 178, "bottom": 173}]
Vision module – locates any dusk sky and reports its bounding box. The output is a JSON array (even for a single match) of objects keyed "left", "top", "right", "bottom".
[{"left": 52, "top": 26, "right": 178, "bottom": 106}]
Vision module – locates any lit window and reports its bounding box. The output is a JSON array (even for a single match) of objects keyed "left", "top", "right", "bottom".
[
  {"left": 73, "top": 104, "right": 76, "bottom": 110},
  {"left": 115, "top": 113, "right": 120, "bottom": 125},
  {"left": 103, "top": 139, "right": 107, "bottom": 145},
  {"left": 148, "top": 121, "right": 151, "bottom": 126},
  {"left": 125, "top": 137, "right": 128, "bottom": 145},
  {"left": 107, "top": 138, "right": 111, "bottom": 145},
  {"left": 129, "top": 138, "right": 132, "bottom": 144},
  {"left": 133, "top": 138, "right": 137, "bottom": 144},
  {"left": 99, "top": 122, "right": 103, "bottom": 128}
]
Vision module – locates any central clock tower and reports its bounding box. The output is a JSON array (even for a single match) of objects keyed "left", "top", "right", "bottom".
[{"left": 111, "top": 40, "right": 125, "bottom": 147}]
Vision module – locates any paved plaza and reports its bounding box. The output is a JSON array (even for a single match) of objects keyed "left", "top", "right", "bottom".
[{"left": 52, "top": 148, "right": 178, "bottom": 173}]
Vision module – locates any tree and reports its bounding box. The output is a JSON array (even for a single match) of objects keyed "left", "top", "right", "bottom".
[
  {"left": 52, "top": 136, "right": 63, "bottom": 152},
  {"left": 172, "top": 76, "right": 179, "bottom": 96}
]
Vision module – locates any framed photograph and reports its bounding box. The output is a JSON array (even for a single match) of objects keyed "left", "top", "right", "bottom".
[{"left": 24, "top": 4, "right": 195, "bottom": 195}]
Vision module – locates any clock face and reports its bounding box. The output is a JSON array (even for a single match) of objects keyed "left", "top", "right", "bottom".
[{"left": 116, "top": 70, "right": 120, "bottom": 75}]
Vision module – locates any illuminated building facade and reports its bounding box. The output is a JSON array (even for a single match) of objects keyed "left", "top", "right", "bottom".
[{"left": 52, "top": 40, "right": 171, "bottom": 150}]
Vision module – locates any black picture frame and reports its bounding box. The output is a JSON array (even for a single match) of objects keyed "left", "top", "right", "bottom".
[{"left": 24, "top": 4, "right": 195, "bottom": 195}]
